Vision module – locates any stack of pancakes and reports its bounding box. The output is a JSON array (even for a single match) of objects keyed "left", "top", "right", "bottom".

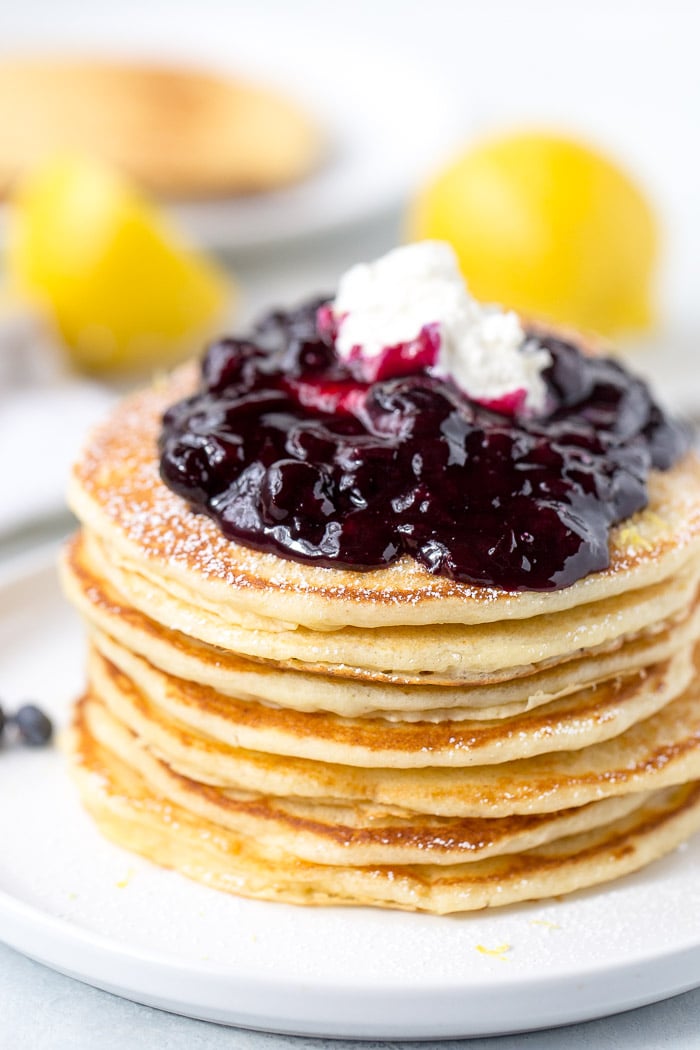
[{"left": 62, "top": 369, "right": 700, "bottom": 913}]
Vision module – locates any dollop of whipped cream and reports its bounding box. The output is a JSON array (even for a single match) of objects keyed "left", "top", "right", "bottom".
[{"left": 331, "top": 241, "right": 551, "bottom": 415}]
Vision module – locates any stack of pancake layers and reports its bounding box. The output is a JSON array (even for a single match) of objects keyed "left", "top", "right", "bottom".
[{"left": 62, "top": 370, "right": 700, "bottom": 914}]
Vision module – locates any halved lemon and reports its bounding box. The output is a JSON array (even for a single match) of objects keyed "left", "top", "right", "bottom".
[
  {"left": 7, "top": 155, "right": 232, "bottom": 373},
  {"left": 408, "top": 131, "right": 658, "bottom": 336}
]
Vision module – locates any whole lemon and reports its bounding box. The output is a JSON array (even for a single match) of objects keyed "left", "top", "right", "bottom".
[
  {"left": 407, "top": 131, "right": 658, "bottom": 336},
  {"left": 7, "top": 155, "right": 231, "bottom": 373}
]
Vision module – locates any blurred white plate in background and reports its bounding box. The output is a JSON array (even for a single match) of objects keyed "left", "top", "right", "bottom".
[
  {"left": 0, "top": 383, "right": 114, "bottom": 537},
  {"left": 169, "top": 44, "right": 461, "bottom": 249},
  {"left": 0, "top": 309, "right": 115, "bottom": 538},
  {"left": 0, "top": 9, "right": 462, "bottom": 250}
]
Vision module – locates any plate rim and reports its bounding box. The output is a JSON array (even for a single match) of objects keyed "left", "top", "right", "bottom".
[{"left": 2, "top": 876, "right": 700, "bottom": 1038}]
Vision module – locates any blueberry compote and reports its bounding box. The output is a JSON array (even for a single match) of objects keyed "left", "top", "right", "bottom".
[{"left": 159, "top": 299, "right": 688, "bottom": 591}]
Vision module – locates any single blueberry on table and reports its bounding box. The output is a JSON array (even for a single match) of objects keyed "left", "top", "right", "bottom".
[{"left": 11, "top": 704, "right": 54, "bottom": 747}]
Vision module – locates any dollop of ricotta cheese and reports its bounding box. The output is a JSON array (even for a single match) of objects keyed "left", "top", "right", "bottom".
[{"left": 333, "top": 241, "right": 551, "bottom": 414}]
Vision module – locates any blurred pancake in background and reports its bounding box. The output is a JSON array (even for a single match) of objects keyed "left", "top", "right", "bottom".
[{"left": 0, "top": 57, "right": 321, "bottom": 197}]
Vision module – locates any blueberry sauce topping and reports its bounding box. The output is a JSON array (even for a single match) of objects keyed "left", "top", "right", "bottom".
[{"left": 159, "top": 298, "right": 688, "bottom": 591}]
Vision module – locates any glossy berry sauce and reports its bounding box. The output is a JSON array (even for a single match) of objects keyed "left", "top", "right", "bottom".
[{"left": 159, "top": 298, "right": 687, "bottom": 591}]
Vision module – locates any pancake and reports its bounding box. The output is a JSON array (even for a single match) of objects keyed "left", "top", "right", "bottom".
[
  {"left": 70, "top": 701, "right": 700, "bottom": 913},
  {"left": 67, "top": 366, "right": 700, "bottom": 632},
  {"left": 91, "top": 647, "right": 700, "bottom": 819},
  {"left": 74, "top": 527, "right": 700, "bottom": 680},
  {"left": 80, "top": 695, "right": 655, "bottom": 867},
  {"left": 88, "top": 635, "right": 694, "bottom": 769},
  {"left": 62, "top": 534, "right": 700, "bottom": 717},
  {"left": 0, "top": 59, "right": 320, "bottom": 197}
]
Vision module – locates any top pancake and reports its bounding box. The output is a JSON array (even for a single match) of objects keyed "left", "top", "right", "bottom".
[{"left": 68, "top": 365, "right": 700, "bottom": 631}]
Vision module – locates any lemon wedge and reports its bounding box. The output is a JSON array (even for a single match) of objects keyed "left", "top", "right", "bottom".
[
  {"left": 407, "top": 131, "right": 658, "bottom": 336},
  {"left": 7, "top": 155, "right": 231, "bottom": 373}
]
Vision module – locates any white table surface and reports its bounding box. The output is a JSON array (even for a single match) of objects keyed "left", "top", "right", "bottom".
[{"left": 2, "top": 2, "right": 700, "bottom": 1045}]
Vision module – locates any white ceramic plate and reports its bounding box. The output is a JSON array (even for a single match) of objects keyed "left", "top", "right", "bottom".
[
  {"left": 0, "top": 9, "right": 461, "bottom": 251},
  {"left": 2, "top": 548, "right": 700, "bottom": 1039}
]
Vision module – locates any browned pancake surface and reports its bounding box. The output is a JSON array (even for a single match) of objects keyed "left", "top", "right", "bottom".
[
  {"left": 88, "top": 635, "right": 694, "bottom": 769},
  {"left": 89, "top": 649, "right": 700, "bottom": 818},
  {"left": 70, "top": 698, "right": 700, "bottom": 913}
]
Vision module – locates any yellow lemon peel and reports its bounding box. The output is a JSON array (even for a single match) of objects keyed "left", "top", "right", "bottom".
[
  {"left": 475, "top": 943, "right": 511, "bottom": 960},
  {"left": 7, "top": 154, "right": 232, "bottom": 373},
  {"left": 407, "top": 131, "right": 657, "bottom": 337}
]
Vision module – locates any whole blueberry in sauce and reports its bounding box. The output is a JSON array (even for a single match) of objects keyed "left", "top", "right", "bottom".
[{"left": 159, "top": 299, "right": 687, "bottom": 591}]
